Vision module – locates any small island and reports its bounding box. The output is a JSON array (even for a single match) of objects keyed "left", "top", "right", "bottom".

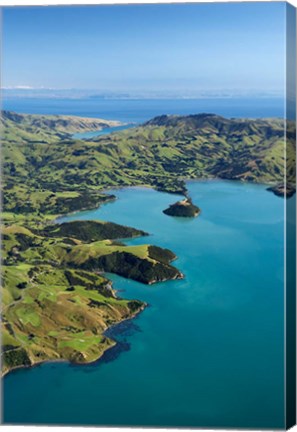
[{"left": 163, "top": 198, "right": 201, "bottom": 218}]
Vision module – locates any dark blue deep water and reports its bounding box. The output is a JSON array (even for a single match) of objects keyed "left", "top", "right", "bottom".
[
  {"left": 3, "top": 97, "right": 284, "bottom": 123},
  {"left": 3, "top": 181, "right": 286, "bottom": 428}
]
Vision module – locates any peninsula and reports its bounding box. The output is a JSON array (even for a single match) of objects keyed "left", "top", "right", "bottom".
[{"left": 2, "top": 220, "right": 182, "bottom": 376}]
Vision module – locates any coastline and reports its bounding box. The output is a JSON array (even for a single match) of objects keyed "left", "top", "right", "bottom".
[
  {"left": 2, "top": 182, "right": 183, "bottom": 378},
  {"left": 55, "top": 177, "right": 287, "bottom": 224},
  {"left": 2, "top": 301, "right": 147, "bottom": 378},
  {"left": 7, "top": 178, "right": 284, "bottom": 229},
  {"left": 54, "top": 193, "right": 117, "bottom": 223}
]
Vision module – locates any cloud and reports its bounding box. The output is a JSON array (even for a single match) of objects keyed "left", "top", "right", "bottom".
[{"left": 2, "top": 85, "right": 48, "bottom": 90}]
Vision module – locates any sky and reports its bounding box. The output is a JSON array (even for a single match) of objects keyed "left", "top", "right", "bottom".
[{"left": 2, "top": 2, "right": 287, "bottom": 95}]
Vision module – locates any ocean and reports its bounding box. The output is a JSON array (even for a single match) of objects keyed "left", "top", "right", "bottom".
[{"left": 3, "top": 96, "right": 284, "bottom": 124}]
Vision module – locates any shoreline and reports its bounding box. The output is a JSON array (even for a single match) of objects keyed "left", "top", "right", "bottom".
[
  {"left": 72, "top": 122, "right": 135, "bottom": 140},
  {"left": 2, "top": 301, "right": 147, "bottom": 378},
  {"left": 55, "top": 178, "right": 286, "bottom": 223},
  {"left": 64, "top": 178, "right": 291, "bottom": 226},
  {"left": 3, "top": 178, "right": 284, "bottom": 228},
  {"left": 54, "top": 193, "right": 117, "bottom": 223}
]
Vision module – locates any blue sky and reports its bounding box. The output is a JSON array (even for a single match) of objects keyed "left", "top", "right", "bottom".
[{"left": 2, "top": 2, "right": 286, "bottom": 95}]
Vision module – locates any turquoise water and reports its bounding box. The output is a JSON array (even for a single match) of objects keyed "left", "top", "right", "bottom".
[
  {"left": 73, "top": 124, "right": 134, "bottom": 140},
  {"left": 3, "top": 181, "right": 285, "bottom": 428}
]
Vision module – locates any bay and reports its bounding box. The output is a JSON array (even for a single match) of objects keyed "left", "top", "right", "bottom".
[{"left": 3, "top": 181, "right": 285, "bottom": 428}]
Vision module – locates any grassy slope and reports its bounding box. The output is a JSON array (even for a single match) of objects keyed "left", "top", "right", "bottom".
[
  {"left": 2, "top": 221, "right": 181, "bottom": 375},
  {"left": 2, "top": 110, "right": 122, "bottom": 139},
  {"left": 2, "top": 112, "right": 295, "bottom": 219}
]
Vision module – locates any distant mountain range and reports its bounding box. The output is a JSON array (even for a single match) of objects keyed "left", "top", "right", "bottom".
[{"left": 2, "top": 88, "right": 283, "bottom": 100}]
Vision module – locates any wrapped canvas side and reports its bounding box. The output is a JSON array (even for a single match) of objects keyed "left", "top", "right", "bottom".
[{"left": 285, "top": 3, "right": 296, "bottom": 429}]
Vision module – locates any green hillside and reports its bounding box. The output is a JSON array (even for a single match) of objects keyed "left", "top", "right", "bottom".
[
  {"left": 1, "top": 221, "right": 182, "bottom": 375},
  {"left": 2, "top": 112, "right": 295, "bottom": 220}
]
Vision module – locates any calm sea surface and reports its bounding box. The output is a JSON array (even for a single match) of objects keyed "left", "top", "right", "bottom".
[
  {"left": 3, "top": 97, "right": 284, "bottom": 123},
  {"left": 3, "top": 181, "right": 285, "bottom": 428}
]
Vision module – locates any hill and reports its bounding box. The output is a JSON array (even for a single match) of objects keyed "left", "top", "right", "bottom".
[
  {"left": 1, "top": 110, "right": 122, "bottom": 142},
  {"left": 1, "top": 221, "right": 182, "bottom": 375},
  {"left": 2, "top": 111, "right": 295, "bottom": 219}
]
